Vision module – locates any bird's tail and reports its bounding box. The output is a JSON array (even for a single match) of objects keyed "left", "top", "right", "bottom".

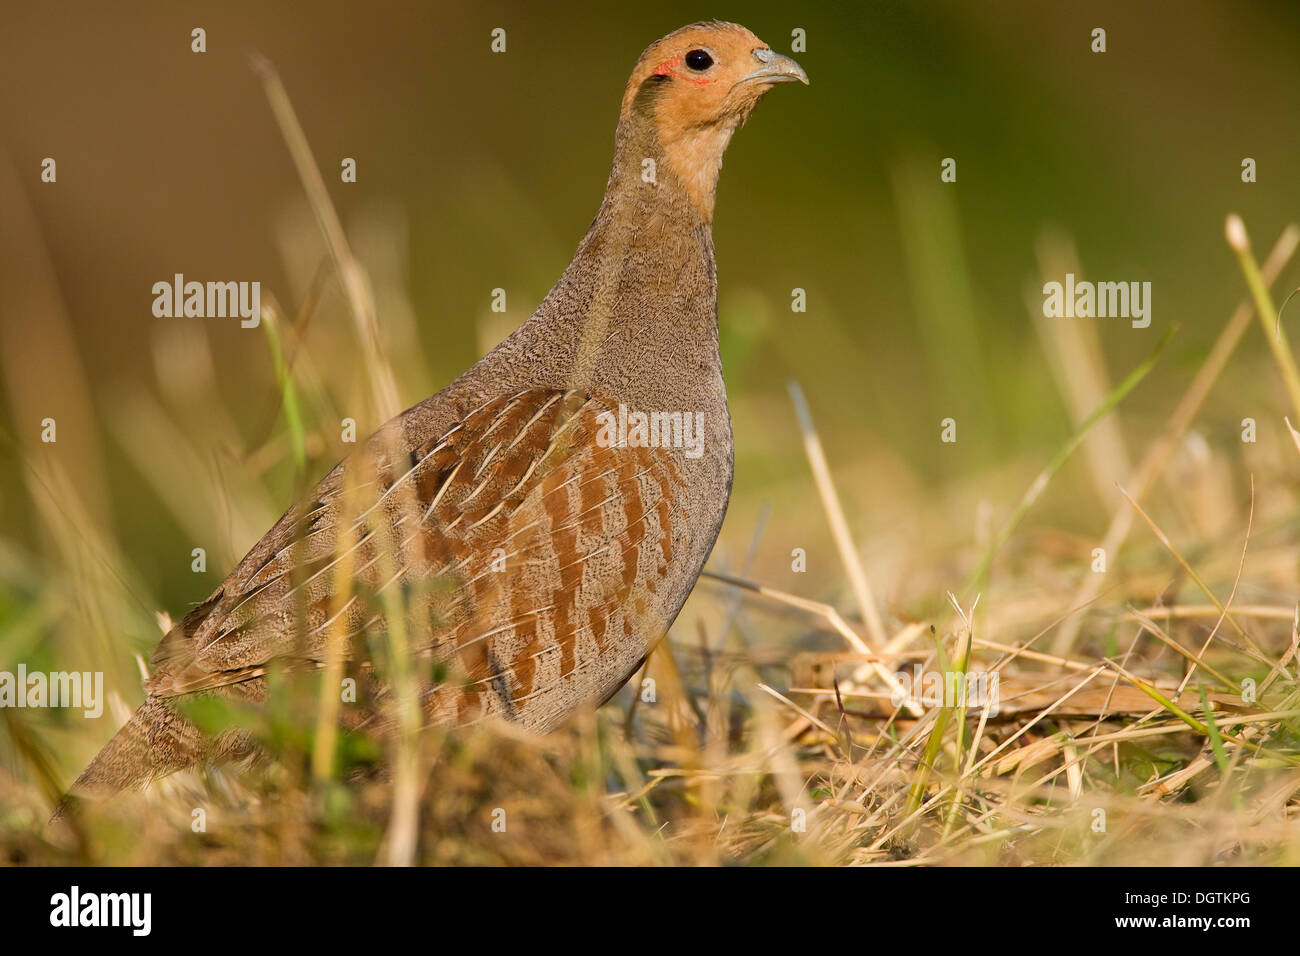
[{"left": 53, "top": 696, "right": 201, "bottom": 820}]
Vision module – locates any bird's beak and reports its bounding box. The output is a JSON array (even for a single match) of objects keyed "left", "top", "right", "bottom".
[{"left": 737, "top": 48, "right": 810, "bottom": 87}]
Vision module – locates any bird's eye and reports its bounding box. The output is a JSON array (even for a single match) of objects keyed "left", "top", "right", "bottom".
[{"left": 684, "top": 49, "right": 713, "bottom": 71}]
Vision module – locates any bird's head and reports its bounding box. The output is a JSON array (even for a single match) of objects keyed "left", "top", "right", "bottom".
[
  {"left": 616, "top": 21, "right": 808, "bottom": 220},
  {"left": 620, "top": 22, "right": 809, "bottom": 127}
]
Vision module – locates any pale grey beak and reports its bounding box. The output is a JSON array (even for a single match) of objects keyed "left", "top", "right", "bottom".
[{"left": 738, "top": 48, "right": 810, "bottom": 86}]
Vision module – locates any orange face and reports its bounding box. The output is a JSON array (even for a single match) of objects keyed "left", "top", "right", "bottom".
[{"left": 620, "top": 21, "right": 809, "bottom": 129}]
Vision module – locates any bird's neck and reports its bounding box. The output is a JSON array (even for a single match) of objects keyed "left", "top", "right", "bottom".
[
  {"left": 607, "top": 80, "right": 742, "bottom": 224},
  {"left": 511, "top": 103, "right": 727, "bottom": 410}
]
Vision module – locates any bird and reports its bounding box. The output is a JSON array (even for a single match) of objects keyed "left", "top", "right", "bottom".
[{"left": 66, "top": 21, "right": 808, "bottom": 805}]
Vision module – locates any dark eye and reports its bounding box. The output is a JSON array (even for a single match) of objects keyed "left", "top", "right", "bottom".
[{"left": 684, "top": 49, "right": 713, "bottom": 71}]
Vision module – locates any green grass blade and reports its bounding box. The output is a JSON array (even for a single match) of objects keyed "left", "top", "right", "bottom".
[{"left": 966, "top": 325, "right": 1174, "bottom": 593}]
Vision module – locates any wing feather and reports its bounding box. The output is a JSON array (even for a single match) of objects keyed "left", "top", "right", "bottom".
[{"left": 146, "top": 387, "right": 686, "bottom": 731}]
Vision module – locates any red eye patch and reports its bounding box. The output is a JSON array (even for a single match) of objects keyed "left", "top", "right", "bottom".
[{"left": 652, "top": 55, "right": 712, "bottom": 87}]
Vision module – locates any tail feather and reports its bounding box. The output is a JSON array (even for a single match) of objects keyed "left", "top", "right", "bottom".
[{"left": 53, "top": 696, "right": 203, "bottom": 820}]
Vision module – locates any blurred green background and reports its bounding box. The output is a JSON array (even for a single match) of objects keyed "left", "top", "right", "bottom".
[{"left": 1, "top": 0, "right": 1299, "bottom": 764}]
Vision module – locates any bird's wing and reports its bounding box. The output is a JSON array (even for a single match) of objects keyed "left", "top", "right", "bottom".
[{"left": 145, "top": 387, "right": 687, "bottom": 723}]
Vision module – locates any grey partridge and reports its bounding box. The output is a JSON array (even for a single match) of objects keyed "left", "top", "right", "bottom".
[{"left": 69, "top": 21, "right": 807, "bottom": 801}]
